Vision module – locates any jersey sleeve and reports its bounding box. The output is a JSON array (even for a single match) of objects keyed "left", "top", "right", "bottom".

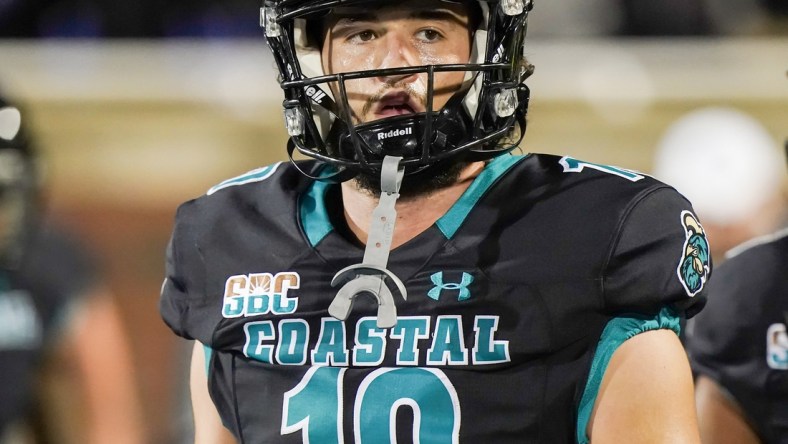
[
  {"left": 576, "top": 187, "right": 712, "bottom": 443},
  {"left": 159, "top": 202, "right": 216, "bottom": 345},
  {"left": 603, "top": 187, "right": 711, "bottom": 319},
  {"left": 687, "top": 254, "right": 756, "bottom": 381},
  {"left": 687, "top": 243, "right": 788, "bottom": 438}
]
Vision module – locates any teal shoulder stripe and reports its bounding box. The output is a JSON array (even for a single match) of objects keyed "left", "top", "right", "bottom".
[
  {"left": 436, "top": 154, "right": 526, "bottom": 239},
  {"left": 203, "top": 344, "right": 213, "bottom": 376},
  {"left": 207, "top": 162, "right": 282, "bottom": 195},
  {"left": 576, "top": 307, "right": 681, "bottom": 444}
]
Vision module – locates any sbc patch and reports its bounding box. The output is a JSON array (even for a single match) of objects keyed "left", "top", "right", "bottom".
[{"left": 676, "top": 211, "right": 710, "bottom": 297}]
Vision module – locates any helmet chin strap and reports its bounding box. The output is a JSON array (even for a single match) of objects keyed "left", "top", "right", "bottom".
[{"left": 329, "top": 155, "right": 408, "bottom": 329}]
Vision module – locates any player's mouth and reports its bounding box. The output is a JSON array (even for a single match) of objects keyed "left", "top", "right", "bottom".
[{"left": 373, "top": 92, "right": 423, "bottom": 118}]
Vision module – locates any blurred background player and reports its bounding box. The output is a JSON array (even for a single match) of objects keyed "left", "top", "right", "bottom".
[
  {"left": 685, "top": 141, "right": 788, "bottom": 443},
  {"left": 652, "top": 106, "right": 787, "bottom": 263},
  {"left": 0, "top": 95, "right": 145, "bottom": 444}
]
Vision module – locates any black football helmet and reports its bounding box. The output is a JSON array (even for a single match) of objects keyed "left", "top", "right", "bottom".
[
  {"left": 262, "top": 0, "right": 533, "bottom": 178},
  {"left": 0, "top": 96, "right": 39, "bottom": 268}
]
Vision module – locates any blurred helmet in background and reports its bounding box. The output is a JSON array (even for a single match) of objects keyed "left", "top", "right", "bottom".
[
  {"left": 0, "top": 96, "right": 39, "bottom": 268},
  {"left": 653, "top": 107, "right": 786, "bottom": 258}
]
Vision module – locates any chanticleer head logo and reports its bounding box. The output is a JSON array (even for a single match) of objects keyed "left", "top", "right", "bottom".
[{"left": 677, "top": 211, "right": 711, "bottom": 297}]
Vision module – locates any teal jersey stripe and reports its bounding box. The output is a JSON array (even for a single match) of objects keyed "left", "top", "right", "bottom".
[
  {"left": 203, "top": 344, "right": 213, "bottom": 376},
  {"left": 207, "top": 163, "right": 282, "bottom": 195},
  {"left": 301, "top": 177, "right": 334, "bottom": 247},
  {"left": 436, "top": 154, "right": 526, "bottom": 239},
  {"left": 576, "top": 307, "right": 682, "bottom": 444}
]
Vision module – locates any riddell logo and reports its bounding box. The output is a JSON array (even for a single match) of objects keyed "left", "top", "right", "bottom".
[
  {"left": 377, "top": 127, "right": 412, "bottom": 141},
  {"left": 304, "top": 86, "right": 327, "bottom": 103}
]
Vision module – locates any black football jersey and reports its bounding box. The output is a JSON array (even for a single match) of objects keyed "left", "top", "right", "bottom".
[
  {"left": 688, "top": 229, "right": 788, "bottom": 443},
  {"left": 0, "top": 224, "right": 97, "bottom": 433},
  {"left": 160, "top": 153, "right": 710, "bottom": 444}
]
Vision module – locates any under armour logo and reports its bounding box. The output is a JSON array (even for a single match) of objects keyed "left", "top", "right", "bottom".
[{"left": 427, "top": 272, "right": 474, "bottom": 302}]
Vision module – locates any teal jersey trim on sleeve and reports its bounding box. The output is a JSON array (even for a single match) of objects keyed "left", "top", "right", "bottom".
[
  {"left": 301, "top": 177, "right": 334, "bottom": 247},
  {"left": 203, "top": 344, "right": 214, "bottom": 376},
  {"left": 207, "top": 162, "right": 282, "bottom": 195},
  {"left": 575, "top": 307, "right": 682, "bottom": 444},
  {"left": 436, "top": 154, "right": 526, "bottom": 239}
]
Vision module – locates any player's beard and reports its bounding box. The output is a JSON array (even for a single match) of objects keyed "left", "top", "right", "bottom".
[{"left": 352, "top": 158, "right": 472, "bottom": 200}]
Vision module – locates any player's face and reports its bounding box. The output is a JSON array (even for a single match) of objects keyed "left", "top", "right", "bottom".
[{"left": 321, "top": 0, "right": 472, "bottom": 125}]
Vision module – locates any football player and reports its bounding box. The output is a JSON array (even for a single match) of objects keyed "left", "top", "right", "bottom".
[
  {"left": 0, "top": 96, "right": 145, "bottom": 444},
  {"left": 687, "top": 141, "right": 788, "bottom": 443},
  {"left": 160, "top": 1, "right": 711, "bottom": 442}
]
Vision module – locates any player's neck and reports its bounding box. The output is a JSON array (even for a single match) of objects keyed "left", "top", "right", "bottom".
[{"left": 340, "top": 161, "right": 486, "bottom": 249}]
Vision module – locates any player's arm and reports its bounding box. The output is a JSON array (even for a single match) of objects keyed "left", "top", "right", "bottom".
[
  {"left": 191, "top": 341, "right": 237, "bottom": 444},
  {"left": 70, "top": 287, "right": 147, "bottom": 444},
  {"left": 587, "top": 329, "right": 700, "bottom": 443},
  {"left": 695, "top": 375, "right": 762, "bottom": 444},
  {"left": 41, "top": 285, "right": 146, "bottom": 444}
]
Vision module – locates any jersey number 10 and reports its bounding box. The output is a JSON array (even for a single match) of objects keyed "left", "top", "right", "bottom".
[{"left": 282, "top": 366, "right": 461, "bottom": 443}]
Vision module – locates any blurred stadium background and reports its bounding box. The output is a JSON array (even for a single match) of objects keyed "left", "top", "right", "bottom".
[{"left": 0, "top": 1, "right": 786, "bottom": 442}]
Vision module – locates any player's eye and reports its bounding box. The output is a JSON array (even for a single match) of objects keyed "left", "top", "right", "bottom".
[
  {"left": 416, "top": 29, "right": 443, "bottom": 42},
  {"left": 349, "top": 30, "right": 377, "bottom": 43}
]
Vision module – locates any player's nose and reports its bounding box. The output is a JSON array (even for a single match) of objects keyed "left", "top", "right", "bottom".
[{"left": 376, "top": 31, "right": 419, "bottom": 84}]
